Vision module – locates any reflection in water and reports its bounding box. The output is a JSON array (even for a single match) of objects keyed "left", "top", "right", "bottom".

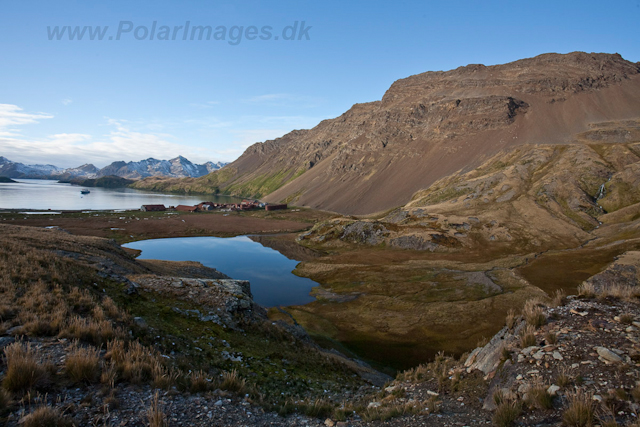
[
  {"left": 0, "top": 179, "right": 241, "bottom": 210},
  {"left": 124, "top": 236, "right": 317, "bottom": 307}
]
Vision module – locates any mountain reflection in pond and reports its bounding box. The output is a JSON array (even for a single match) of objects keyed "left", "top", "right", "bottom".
[{"left": 124, "top": 236, "right": 317, "bottom": 307}]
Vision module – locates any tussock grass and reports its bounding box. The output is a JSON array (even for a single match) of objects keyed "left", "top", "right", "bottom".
[
  {"left": 578, "top": 282, "right": 597, "bottom": 298},
  {"left": 360, "top": 401, "right": 419, "bottom": 422},
  {"left": 545, "top": 331, "right": 558, "bottom": 345},
  {"left": 65, "top": 344, "right": 100, "bottom": 384},
  {"left": 556, "top": 367, "right": 573, "bottom": 388},
  {"left": 151, "top": 361, "right": 178, "bottom": 391},
  {"left": 526, "top": 383, "right": 554, "bottom": 410},
  {"left": 578, "top": 281, "right": 640, "bottom": 301},
  {"left": 60, "top": 316, "right": 119, "bottom": 346},
  {"left": 302, "top": 398, "right": 334, "bottom": 418},
  {"left": 220, "top": 369, "right": 246, "bottom": 393},
  {"left": 562, "top": 389, "right": 595, "bottom": 427},
  {"left": 2, "top": 342, "right": 49, "bottom": 394},
  {"left": 20, "top": 406, "right": 74, "bottom": 427},
  {"left": 519, "top": 325, "right": 537, "bottom": 348},
  {"left": 188, "top": 370, "right": 210, "bottom": 393},
  {"left": 492, "top": 400, "right": 521, "bottom": 427},
  {"left": 523, "top": 299, "right": 547, "bottom": 328},
  {"left": 619, "top": 313, "right": 634, "bottom": 325},
  {"left": 552, "top": 289, "right": 567, "bottom": 307},
  {"left": 147, "top": 392, "right": 168, "bottom": 427}
]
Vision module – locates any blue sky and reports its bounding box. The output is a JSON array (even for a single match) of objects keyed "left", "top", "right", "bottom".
[{"left": 0, "top": 0, "right": 639, "bottom": 168}]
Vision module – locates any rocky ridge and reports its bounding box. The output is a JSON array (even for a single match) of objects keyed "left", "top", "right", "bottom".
[{"left": 133, "top": 52, "right": 640, "bottom": 214}]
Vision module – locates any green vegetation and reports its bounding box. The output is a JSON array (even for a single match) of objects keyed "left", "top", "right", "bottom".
[
  {"left": 226, "top": 169, "right": 297, "bottom": 198},
  {"left": 0, "top": 224, "right": 367, "bottom": 415},
  {"left": 63, "top": 175, "right": 135, "bottom": 188}
]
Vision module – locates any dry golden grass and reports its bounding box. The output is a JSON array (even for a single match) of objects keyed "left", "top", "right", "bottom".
[
  {"left": 151, "top": 361, "right": 179, "bottom": 391},
  {"left": 101, "top": 361, "right": 117, "bottom": 389},
  {"left": 492, "top": 400, "right": 521, "bottom": 427},
  {"left": 522, "top": 299, "right": 547, "bottom": 328},
  {"left": 552, "top": 289, "right": 567, "bottom": 307},
  {"left": 526, "top": 382, "right": 554, "bottom": 410},
  {"left": 562, "top": 389, "right": 595, "bottom": 427},
  {"left": 60, "top": 316, "right": 120, "bottom": 346},
  {"left": 65, "top": 344, "right": 100, "bottom": 384},
  {"left": 147, "top": 392, "right": 168, "bottom": 427},
  {"left": 221, "top": 369, "right": 246, "bottom": 393},
  {"left": 2, "top": 342, "right": 49, "bottom": 394},
  {"left": 20, "top": 406, "right": 74, "bottom": 427},
  {"left": 104, "top": 340, "right": 167, "bottom": 386},
  {"left": 189, "top": 370, "right": 210, "bottom": 393},
  {"left": 577, "top": 282, "right": 597, "bottom": 298},
  {"left": 519, "top": 325, "right": 537, "bottom": 348},
  {"left": 578, "top": 281, "right": 640, "bottom": 301}
]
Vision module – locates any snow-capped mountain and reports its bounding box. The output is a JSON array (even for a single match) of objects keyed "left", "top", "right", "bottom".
[
  {"left": 0, "top": 156, "right": 227, "bottom": 180},
  {"left": 0, "top": 156, "right": 62, "bottom": 178},
  {"left": 96, "top": 156, "right": 227, "bottom": 179}
]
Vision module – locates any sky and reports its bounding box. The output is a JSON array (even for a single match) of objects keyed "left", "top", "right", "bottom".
[{"left": 0, "top": 0, "right": 639, "bottom": 168}]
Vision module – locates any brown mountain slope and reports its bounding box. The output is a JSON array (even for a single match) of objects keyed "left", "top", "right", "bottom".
[{"left": 133, "top": 52, "right": 640, "bottom": 214}]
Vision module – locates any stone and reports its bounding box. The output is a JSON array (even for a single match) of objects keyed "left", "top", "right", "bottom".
[
  {"left": 464, "top": 347, "right": 482, "bottom": 367},
  {"left": 324, "top": 419, "right": 335, "bottom": 427},
  {"left": 596, "top": 347, "right": 623, "bottom": 363},
  {"left": 547, "top": 385, "right": 560, "bottom": 396},
  {"left": 553, "top": 351, "right": 563, "bottom": 360},
  {"left": 426, "top": 390, "right": 439, "bottom": 396},
  {"left": 467, "top": 327, "right": 511, "bottom": 375},
  {"left": 533, "top": 351, "right": 545, "bottom": 360},
  {"left": 367, "top": 402, "right": 381, "bottom": 409},
  {"left": 521, "top": 346, "right": 538, "bottom": 356},
  {"left": 133, "top": 317, "right": 147, "bottom": 328}
]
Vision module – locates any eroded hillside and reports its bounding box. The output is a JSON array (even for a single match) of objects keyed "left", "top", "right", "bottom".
[{"left": 133, "top": 52, "right": 640, "bottom": 214}]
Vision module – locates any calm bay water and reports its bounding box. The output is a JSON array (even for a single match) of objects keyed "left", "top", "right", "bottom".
[
  {"left": 123, "top": 236, "right": 317, "bottom": 307},
  {"left": 0, "top": 179, "right": 240, "bottom": 210}
]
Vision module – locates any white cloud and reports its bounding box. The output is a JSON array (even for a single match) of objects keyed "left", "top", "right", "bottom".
[
  {"left": 190, "top": 101, "right": 221, "bottom": 109},
  {"left": 245, "top": 93, "right": 292, "bottom": 103},
  {"left": 0, "top": 103, "right": 327, "bottom": 169},
  {"left": 0, "top": 104, "right": 53, "bottom": 130},
  {"left": 0, "top": 112, "right": 224, "bottom": 168},
  {"left": 61, "top": 98, "right": 72, "bottom": 106}
]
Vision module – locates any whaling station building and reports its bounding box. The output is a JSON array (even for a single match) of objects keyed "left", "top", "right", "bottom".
[{"left": 141, "top": 200, "right": 283, "bottom": 213}]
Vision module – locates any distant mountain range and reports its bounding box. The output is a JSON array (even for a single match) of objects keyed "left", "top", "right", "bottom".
[{"left": 0, "top": 156, "right": 227, "bottom": 180}]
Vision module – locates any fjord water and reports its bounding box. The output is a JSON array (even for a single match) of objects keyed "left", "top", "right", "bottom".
[
  {"left": 123, "top": 236, "right": 317, "bottom": 307},
  {"left": 0, "top": 179, "right": 240, "bottom": 210}
]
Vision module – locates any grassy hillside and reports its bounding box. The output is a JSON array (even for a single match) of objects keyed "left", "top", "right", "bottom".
[{"left": 0, "top": 224, "right": 380, "bottom": 425}]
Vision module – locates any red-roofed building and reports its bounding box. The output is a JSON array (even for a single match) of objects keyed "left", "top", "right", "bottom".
[
  {"left": 175, "top": 205, "right": 199, "bottom": 212},
  {"left": 141, "top": 204, "right": 166, "bottom": 212}
]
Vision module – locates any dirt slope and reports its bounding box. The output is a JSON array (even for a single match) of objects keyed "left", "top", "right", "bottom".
[{"left": 134, "top": 52, "right": 640, "bottom": 214}]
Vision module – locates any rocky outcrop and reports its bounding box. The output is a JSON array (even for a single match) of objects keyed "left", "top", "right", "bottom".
[
  {"left": 131, "top": 276, "right": 266, "bottom": 329},
  {"left": 135, "top": 52, "right": 640, "bottom": 215}
]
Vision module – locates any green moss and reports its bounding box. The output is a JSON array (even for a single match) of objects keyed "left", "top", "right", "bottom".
[
  {"left": 101, "top": 280, "right": 365, "bottom": 404},
  {"left": 226, "top": 169, "right": 297, "bottom": 198}
]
